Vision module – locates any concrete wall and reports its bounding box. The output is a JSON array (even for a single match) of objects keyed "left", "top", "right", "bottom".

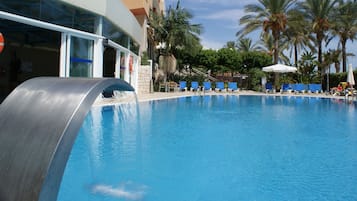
[
  {"left": 137, "top": 64, "right": 152, "bottom": 94},
  {"left": 122, "top": 0, "right": 152, "bottom": 16},
  {"left": 61, "top": 0, "right": 143, "bottom": 45}
]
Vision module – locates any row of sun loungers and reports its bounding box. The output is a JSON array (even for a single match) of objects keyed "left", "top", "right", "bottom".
[
  {"left": 265, "top": 83, "right": 323, "bottom": 93},
  {"left": 179, "top": 81, "right": 238, "bottom": 92}
]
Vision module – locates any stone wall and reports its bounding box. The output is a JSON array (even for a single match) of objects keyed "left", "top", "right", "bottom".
[{"left": 137, "top": 64, "right": 153, "bottom": 94}]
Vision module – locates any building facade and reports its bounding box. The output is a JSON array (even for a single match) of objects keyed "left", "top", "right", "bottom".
[
  {"left": 122, "top": 0, "right": 165, "bottom": 64},
  {"left": 0, "top": 0, "right": 154, "bottom": 100}
]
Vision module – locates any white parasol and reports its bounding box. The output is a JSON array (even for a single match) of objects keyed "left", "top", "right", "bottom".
[
  {"left": 262, "top": 64, "right": 297, "bottom": 73},
  {"left": 262, "top": 64, "right": 297, "bottom": 90},
  {"left": 347, "top": 64, "right": 355, "bottom": 86}
]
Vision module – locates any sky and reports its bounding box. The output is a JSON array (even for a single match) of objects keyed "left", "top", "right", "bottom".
[{"left": 164, "top": 0, "right": 357, "bottom": 70}]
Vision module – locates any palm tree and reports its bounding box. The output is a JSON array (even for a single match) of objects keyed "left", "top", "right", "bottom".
[
  {"left": 298, "top": 51, "right": 318, "bottom": 83},
  {"left": 331, "top": 0, "right": 357, "bottom": 72},
  {"left": 238, "top": 0, "right": 297, "bottom": 64},
  {"left": 224, "top": 41, "right": 236, "bottom": 49},
  {"left": 298, "top": 0, "right": 338, "bottom": 65},
  {"left": 236, "top": 37, "right": 261, "bottom": 52},
  {"left": 283, "top": 10, "right": 315, "bottom": 66},
  {"left": 149, "top": 0, "right": 202, "bottom": 57},
  {"left": 258, "top": 33, "right": 290, "bottom": 64},
  {"left": 149, "top": 0, "right": 202, "bottom": 79},
  {"left": 164, "top": 1, "right": 202, "bottom": 56}
]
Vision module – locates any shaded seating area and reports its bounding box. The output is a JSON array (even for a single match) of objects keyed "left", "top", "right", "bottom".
[
  {"left": 265, "top": 82, "right": 273, "bottom": 93},
  {"left": 281, "top": 83, "right": 293, "bottom": 93},
  {"left": 228, "top": 82, "right": 238, "bottom": 92}
]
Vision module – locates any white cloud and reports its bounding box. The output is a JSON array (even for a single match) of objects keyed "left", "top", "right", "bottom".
[
  {"left": 188, "top": 0, "right": 254, "bottom": 6},
  {"left": 199, "top": 9, "right": 245, "bottom": 22},
  {"left": 200, "top": 37, "right": 224, "bottom": 50}
]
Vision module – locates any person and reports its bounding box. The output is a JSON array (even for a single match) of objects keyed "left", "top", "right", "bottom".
[
  {"left": 337, "top": 84, "right": 343, "bottom": 91},
  {"left": 331, "top": 84, "right": 343, "bottom": 96},
  {"left": 345, "top": 82, "right": 356, "bottom": 97}
]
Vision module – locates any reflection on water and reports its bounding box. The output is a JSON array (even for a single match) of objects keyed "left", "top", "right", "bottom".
[{"left": 91, "top": 182, "right": 147, "bottom": 200}]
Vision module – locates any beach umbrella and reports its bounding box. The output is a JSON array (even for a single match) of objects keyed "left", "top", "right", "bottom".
[
  {"left": 262, "top": 64, "right": 297, "bottom": 90},
  {"left": 262, "top": 64, "right": 297, "bottom": 73},
  {"left": 347, "top": 64, "right": 355, "bottom": 86}
]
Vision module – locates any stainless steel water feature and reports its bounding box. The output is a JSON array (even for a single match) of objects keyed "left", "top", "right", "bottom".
[{"left": 0, "top": 77, "right": 134, "bottom": 201}]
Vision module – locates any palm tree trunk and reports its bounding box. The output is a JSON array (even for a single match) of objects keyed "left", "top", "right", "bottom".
[
  {"left": 273, "top": 34, "right": 279, "bottom": 64},
  {"left": 294, "top": 44, "right": 298, "bottom": 66},
  {"left": 317, "top": 36, "right": 323, "bottom": 84},
  {"left": 342, "top": 39, "right": 347, "bottom": 72}
]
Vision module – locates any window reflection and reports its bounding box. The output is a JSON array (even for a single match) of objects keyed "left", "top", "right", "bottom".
[
  {"left": 70, "top": 36, "right": 93, "bottom": 77},
  {"left": 0, "top": 0, "right": 95, "bottom": 33},
  {"left": 103, "top": 18, "right": 129, "bottom": 48},
  {"left": 0, "top": 0, "right": 138, "bottom": 51}
]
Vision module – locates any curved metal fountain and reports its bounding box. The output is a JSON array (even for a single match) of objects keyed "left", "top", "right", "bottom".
[{"left": 0, "top": 77, "right": 134, "bottom": 201}]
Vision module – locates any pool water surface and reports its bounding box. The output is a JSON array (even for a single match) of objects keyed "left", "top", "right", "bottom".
[{"left": 58, "top": 95, "right": 357, "bottom": 201}]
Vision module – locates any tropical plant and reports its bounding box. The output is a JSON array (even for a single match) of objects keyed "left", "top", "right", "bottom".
[
  {"left": 330, "top": 0, "right": 357, "bottom": 72},
  {"left": 238, "top": 0, "right": 297, "bottom": 64},
  {"left": 241, "top": 51, "right": 272, "bottom": 73},
  {"left": 140, "top": 51, "right": 150, "bottom": 65},
  {"left": 324, "top": 49, "right": 342, "bottom": 73},
  {"left": 149, "top": 0, "right": 202, "bottom": 79},
  {"left": 248, "top": 68, "right": 266, "bottom": 91},
  {"left": 217, "top": 48, "right": 242, "bottom": 75},
  {"left": 284, "top": 10, "right": 315, "bottom": 66},
  {"left": 298, "top": 0, "right": 338, "bottom": 65},
  {"left": 224, "top": 41, "right": 236, "bottom": 49},
  {"left": 149, "top": 1, "right": 202, "bottom": 56},
  {"left": 236, "top": 37, "right": 261, "bottom": 52},
  {"left": 196, "top": 49, "right": 219, "bottom": 73},
  {"left": 297, "top": 51, "right": 318, "bottom": 83},
  {"left": 258, "top": 33, "right": 290, "bottom": 64}
]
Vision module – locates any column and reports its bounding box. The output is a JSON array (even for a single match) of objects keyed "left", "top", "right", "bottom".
[{"left": 92, "top": 38, "right": 103, "bottom": 78}]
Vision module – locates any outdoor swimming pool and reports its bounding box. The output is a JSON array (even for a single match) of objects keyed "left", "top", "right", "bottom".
[{"left": 58, "top": 95, "right": 357, "bottom": 201}]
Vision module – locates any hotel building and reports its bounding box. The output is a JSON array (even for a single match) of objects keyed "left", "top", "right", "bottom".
[{"left": 0, "top": 0, "right": 164, "bottom": 100}]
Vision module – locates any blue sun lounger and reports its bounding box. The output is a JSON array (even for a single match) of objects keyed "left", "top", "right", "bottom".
[
  {"left": 308, "top": 84, "right": 322, "bottom": 93},
  {"left": 203, "top": 82, "right": 212, "bottom": 91},
  {"left": 190, "top": 81, "right": 199, "bottom": 91},
  {"left": 215, "top": 82, "right": 225, "bottom": 92},
  {"left": 293, "top": 83, "right": 307, "bottom": 93},
  {"left": 228, "top": 82, "right": 238, "bottom": 92},
  {"left": 179, "top": 81, "right": 187, "bottom": 91},
  {"left": 281, "top": 83, "right": 292, "bottom": 93},
  {"left": 265, "top": 82, "right": 273, "bottom": 93}
]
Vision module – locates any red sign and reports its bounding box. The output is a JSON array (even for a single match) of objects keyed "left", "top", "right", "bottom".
[{"left": 0, "top": 33, "right": 4, "bottom": 53}]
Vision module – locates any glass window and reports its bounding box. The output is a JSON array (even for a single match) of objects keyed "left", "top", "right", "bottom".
[
  {"left": 0, "top": 0, "right": 95, "bottom": 33},
  {"left": 103, "top": 18, "right": 129, "bottom": 48},
  {"left": 120, "top": 52, "right": 126, "bottom": 79},
  {"left": 130, "top": 40, "right": 139, "bottom": 55},
  {"left": 69, "top": 36, "right": 93, "bottom": 77}
]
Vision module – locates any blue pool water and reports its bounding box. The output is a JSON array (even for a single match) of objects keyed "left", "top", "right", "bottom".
[{"left": 58, "top": 95, "right": 357, "bottom": 201}]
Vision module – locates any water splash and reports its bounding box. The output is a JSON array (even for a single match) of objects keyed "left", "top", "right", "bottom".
[{"left": 91, "top": 182, "right": 147, "bottom": 200}]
